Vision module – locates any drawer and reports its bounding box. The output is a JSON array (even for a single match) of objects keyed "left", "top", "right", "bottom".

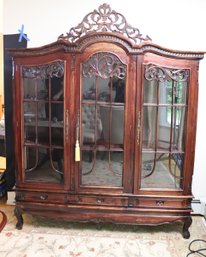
[
  {"left": 77, "top": 195, "right": 128, "bottom": 207},
  {"left": 16, "top": 191, "right": 66, "bottom": 203},
  {"left": 138, "top": 198, "right": 186, "bottom": 209}
]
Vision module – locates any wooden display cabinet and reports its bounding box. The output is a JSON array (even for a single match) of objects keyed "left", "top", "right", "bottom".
[{"left": 9, "top": 4, "right": 204, "bottom": 238}]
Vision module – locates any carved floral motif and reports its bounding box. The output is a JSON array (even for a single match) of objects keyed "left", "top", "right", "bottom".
[
  {"left": 22, "top": 61, "right": 64, "bottom": 79},
  {"left": 82, "top": 52, "right": 126, "bottom": 79},
  {"left": 144, "top": 64, "right": 189, "bottom": 82},
  {"left": 58, "top": 3, "right": 151, "bottom": 45}
]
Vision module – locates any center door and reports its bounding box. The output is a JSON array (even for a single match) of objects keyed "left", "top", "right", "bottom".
[{"left": 76, "top": 49, "right": 134, "bottom": 193}]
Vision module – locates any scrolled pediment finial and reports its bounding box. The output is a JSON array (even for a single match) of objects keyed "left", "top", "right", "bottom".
[{"left": 58, "top": 3, "right": 152, "bottom": 45}]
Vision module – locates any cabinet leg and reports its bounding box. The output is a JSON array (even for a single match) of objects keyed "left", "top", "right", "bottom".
[
  {"left": 182, "top": 216, "right": 192, "bottom": 239},
  {"left": 14, "top": 206, "right": 23, "bottom": 230}
]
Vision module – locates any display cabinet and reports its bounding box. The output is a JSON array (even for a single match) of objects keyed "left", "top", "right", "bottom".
[{"left": 9, "top": 4, "right": 204, "bottom": 238}]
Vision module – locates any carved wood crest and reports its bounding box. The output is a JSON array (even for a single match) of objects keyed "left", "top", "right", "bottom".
[{"left": 58, "top": 3, "right": 151, "bottom": 45}]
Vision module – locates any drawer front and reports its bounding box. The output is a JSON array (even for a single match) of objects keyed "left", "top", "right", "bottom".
[
  {"left": 16, "top": 192, "right": 66, "bottom": 203},
  {"left": 138, "top": 198, "right": 187, "bottom": 209},
  {"left": 76, "top": 195, "right": 128, "bottom": 207}
]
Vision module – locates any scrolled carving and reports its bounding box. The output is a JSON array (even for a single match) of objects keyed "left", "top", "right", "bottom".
[
  {"left": 22, "top": 61, "right": 64, "bottom": 79},
  {"left": 82, "top": 52, "right": 126, "bottom": 79},
  {"left": 144, "top": 64, "right": 189, "bottom": 82},
  {"left": 58, "top": 3, "right": 151, "bottom": 45}
]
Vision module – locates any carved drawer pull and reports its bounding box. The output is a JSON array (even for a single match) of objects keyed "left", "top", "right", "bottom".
[
  {"left": 39, "top": 195, "right": 48, "bottom": 200},
  {"left": 96, "top": 197, "right": 104, "bottom": 203},
  {"left": 156, "top": 200, "right": 164, "bottom": 206}
]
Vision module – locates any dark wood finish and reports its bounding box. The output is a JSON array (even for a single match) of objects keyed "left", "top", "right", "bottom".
[
  {"left": 9, "top": 4, "right": 204, "bottom": 238},
  {"left": 14, "top": 206, "right": 23, "bottom": 230}
]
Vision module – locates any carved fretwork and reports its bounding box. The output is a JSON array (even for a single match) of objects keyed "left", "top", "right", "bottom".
[
  {"left": 82, "top": 52, "right": 126, "bottom": 79},
  {"left": 22, "top": 61, "right": 64, "bottom": 79},
  {"left": 144, "top": 64, "right": 189, "bottom": 82},
  {"left": 58, "top": 3, "right": 151, "bottom": 45}
]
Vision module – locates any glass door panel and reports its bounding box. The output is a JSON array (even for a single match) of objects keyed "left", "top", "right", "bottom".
[
  {"left": 22, "top": 61, "right": 64, "bottom": 184},
  {"left": 80, "top": 52, "right": 126, "bottom": 187},
  {"left": 140, "top": 64, "right": 189, "bottom": 190}
]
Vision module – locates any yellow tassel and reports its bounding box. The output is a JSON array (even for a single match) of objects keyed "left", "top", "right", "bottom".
[{"left": 75, "top": 140, "right": 80, "bottom": 162}]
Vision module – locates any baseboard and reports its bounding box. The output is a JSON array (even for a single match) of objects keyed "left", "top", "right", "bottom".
[
  {"left": 192, "top": 199, "right": 206, "bottom": 217},
  {"left": 7, "top": 191, "right": 15, "bottom": 205}
]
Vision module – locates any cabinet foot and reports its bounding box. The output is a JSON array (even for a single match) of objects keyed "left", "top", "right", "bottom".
[
  {"left": 182, "top": 216, "right": 192, "bottom": 239},
  {"left": 14, "top": 206, "right": 23, "bottom": 230}
]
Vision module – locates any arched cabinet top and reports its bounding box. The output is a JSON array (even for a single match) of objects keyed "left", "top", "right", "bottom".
[{"left": 9, "top": 3, "right": 204, "bottom": 60}]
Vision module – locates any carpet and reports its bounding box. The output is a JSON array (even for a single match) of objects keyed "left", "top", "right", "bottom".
[{"left": 0, "top": 203, "right": 206, "bottom": 257}]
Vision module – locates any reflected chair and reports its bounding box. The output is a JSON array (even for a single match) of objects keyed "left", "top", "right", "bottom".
[{"left": 99, "top": 105, "right": 124, "bottom": 145}]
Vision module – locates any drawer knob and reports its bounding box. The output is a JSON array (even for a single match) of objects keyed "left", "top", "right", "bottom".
[
  {"left": 39, "top": 195, "right": 48, "bottom": 200},
  {"left": 96, "top": 198, "right": 104, "bottom": 203}
]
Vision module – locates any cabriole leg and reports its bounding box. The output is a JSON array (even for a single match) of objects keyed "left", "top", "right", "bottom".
[
  {"left": 182, "top": 216, "right": 192, "bottom": 239},
  {"left": 14, "top": 206, "right": 23, "bottom": 230}
]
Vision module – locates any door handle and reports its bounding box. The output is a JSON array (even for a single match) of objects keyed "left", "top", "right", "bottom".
[
  {"left": 66, "top": 109, "right": 69, "bottom": 143},
  {"left": 75, "top": 112, "right": 80, "bottom": 162},
  {"left": 137, "top": 111, "right": 141, "bottom": 145}
]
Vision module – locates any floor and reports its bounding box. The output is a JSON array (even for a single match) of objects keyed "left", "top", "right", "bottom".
[{"left": 0, "top": 194, "right": 206, "bottom": 257}]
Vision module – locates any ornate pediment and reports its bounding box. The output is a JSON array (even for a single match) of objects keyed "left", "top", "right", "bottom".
[{"left": 58, "top": 3, "right": 151, "bottom": 45}]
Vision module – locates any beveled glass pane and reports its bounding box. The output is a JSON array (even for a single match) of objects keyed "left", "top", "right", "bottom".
[
  {"left": 22, "top": 61, "right": 65, "bottom": 185},
  {"left": 82, "top": 77, "right": 96, "bottom": 101},
  {"left": 175, "top": 82, "right": 187, "bottom": 104},
  {"left": 158, "top": 106, "right": 171, "bottom": 150},
  {"left": 99, "top": 105, "right": 124, "bottom": 145},
  {"left": 159, "top": 81, "right": 172, "bottom": 105},
  {"left": 24, "top": 125, "right": 37, "bottom": 143},
  {"left": 141, "top": 152, "right": 183, "bottom": 189},
  {"left": 143, "top": 106, "right": 186, "bottom": 152},
  {"left": 81, "top": 150, "right": 123, "bottom": 187},
  {"left": 159, "top": 81, "right": 188, "bottom": 105},
  {"left": 171, "top": 107, "right": 186, "bottom": 151},
  {"left": 82, "top": 103, "right": 96, "bottom": 145},
  {"left": 50, "top": 102, "right": 63, "bottom": 122},
  {"left": 24, "top": 146, "right": 64, "bottom": 183},
  {"left": 143, "top": 79, "right": 158, "bottom": 104},
  {"left": 110, "top": 77, "right": 125, "bottom": 103},
  {"left": 24, "top": 102, "right": 37, "bottom": 123},
  {"left": 142, "top": 106, "right": 156, "bottom": 150},
  {"left": 36, "top": 127, "right": 49, "bottom": 145},
  {"left": 98, "top": 77, "right": 111, "bottom": 102},
  {"left": 51, "top": 127, "right": 63, "bottom": 147}
]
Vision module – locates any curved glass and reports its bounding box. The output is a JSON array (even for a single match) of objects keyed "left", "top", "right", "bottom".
[{"left": 141, "top": 64, "right": 189, "bottom": 189}]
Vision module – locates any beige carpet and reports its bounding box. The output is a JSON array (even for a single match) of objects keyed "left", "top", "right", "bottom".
[{"left": 0, "top": 201, "right": 206, "bottom": 257}]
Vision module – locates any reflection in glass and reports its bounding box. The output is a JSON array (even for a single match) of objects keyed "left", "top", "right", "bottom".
[
  {"left": 25, "top": 146, "right": 64, "bottom": 183},
  {"left": 142, "top": 106, "right": 157, "bottom": 150},
  {"left": 81, "top": 150, "right": 123, "bottom": 186},
  {"left": 141, "top": 64, "right": 189, "bottom": 189},
  {"left": 143, "top": 79, "right": 157, "bottom": 104},
  {"left": 22, "top": 61, "right": 64, "bottom": 184},
  {"left": 100, "top": 105, "right": 124, "bottom": 145},
  {"left": 81, "top": 52, "right": 126, "bottom": 187},
  {"left": 141, "top": 152, "right": 183, "bottom": 189}
]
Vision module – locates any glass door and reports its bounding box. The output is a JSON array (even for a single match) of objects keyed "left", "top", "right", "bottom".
[
  {"left": 22, "top": 61, "right": 65, "bottom": 184},
  {"left": 140, "top": 64, "right": 189, "bottom": 190},
  {"left": 79, "top": 52, "right": 126, "bottom": 187}
]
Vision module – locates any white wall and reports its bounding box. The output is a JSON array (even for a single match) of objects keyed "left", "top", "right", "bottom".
[{"left": 3, "top": 0, "right": 206, "bottom": 201}]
